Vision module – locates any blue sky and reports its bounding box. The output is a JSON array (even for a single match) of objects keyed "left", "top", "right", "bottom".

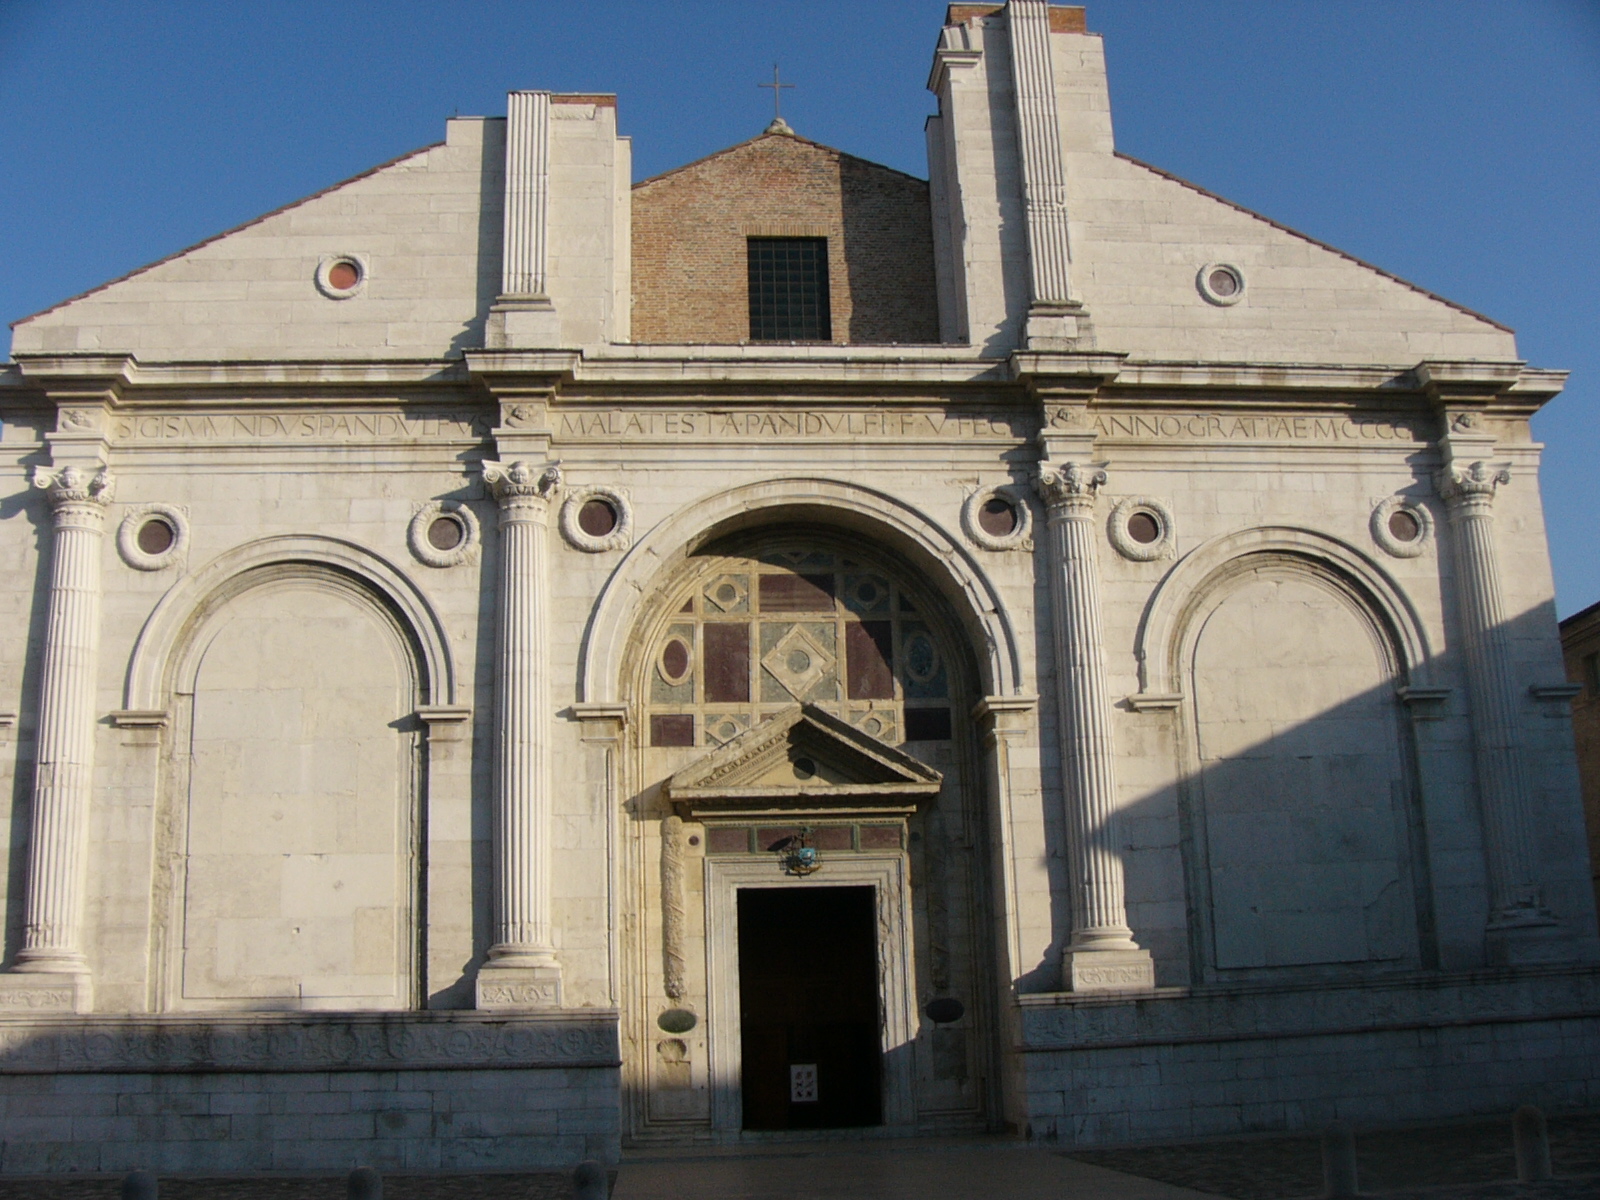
[{"left": 3, "top": 1, "right": 1596, "bottom": 613}]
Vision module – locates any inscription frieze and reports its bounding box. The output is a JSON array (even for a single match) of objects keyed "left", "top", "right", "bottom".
[
  {"left": 112, "top": 411, "right": 493, "bottom": 444},
  {"left": 555, "top": 409, "right": 1031, "bottom": 441},
  {"left": 1094, "top": 412, "right": 1428, "bottom": 444}
]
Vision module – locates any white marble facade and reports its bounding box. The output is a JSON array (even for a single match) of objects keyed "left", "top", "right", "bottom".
[{"left": 0, "top": 1, "right": 1596, "bottom": 1173}]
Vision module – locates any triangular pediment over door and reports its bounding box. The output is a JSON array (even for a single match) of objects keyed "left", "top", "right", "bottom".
[{"left": 663, "top": 703, "right": 942, "bottom": 821}]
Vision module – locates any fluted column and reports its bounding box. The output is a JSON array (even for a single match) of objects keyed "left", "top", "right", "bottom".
[
  {"left": 1036, "top": 462, "right": 1154, "bottom": 990},
  {"left": 476, "top": 458, "right": 564, "bottom": 1009},
  {"left": 1437, "top": 461, "right": 1562, "bottom": 959},
  {"left": 17, "top": 465, "right": 113, "bottom": 976}
]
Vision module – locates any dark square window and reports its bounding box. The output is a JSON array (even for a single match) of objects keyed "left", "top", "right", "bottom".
[
  {"left": 903, "top": 707, "right": 952, "bottom": 742},
  {"left": 748, "top": 237, "right": 831, "bottom": 341}
]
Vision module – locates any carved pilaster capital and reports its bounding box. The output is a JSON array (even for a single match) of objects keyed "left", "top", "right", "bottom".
[
  {"left": 1036, "top": 462, "right": 1107, "bottom": 514},
  {"left": 31, "top": 465, "right": 114, "bottom": 514},
  {"left": 482, "top": 459, "right": 561, "bottom": 507},
  {"left": 1436, "top": 461, "right": 1510, "bottom": 510}
]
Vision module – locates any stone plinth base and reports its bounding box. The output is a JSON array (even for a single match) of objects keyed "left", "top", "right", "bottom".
[
  {"left": 1063, "top": 948, "right": 1155, "bottom": 992},
  {"left": 1485, "top": 919, "right": 1577, "bottom": 966},
  {"left": 0, "top": 1010, "right": 619, "bottom": 1174},
  {"left": 476, "top": 963, "right": 564, "bottom": 1010},
  {"left": 1014, "top": 964, "right": 1600, "bottom": 1147},
  {"left": 487, "top": 297, "right": 561, "bottom": 349},
  {"left": 1023, "top": 302, "right": 1091, "bottom": 351},
  {"left": 0, "top": 970, "right": 90, "bottom": 1015}
]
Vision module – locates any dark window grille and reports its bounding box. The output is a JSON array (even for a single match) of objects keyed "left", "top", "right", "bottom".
[{"left": 748, "top": 237, "right": 831, "bottom": 341}]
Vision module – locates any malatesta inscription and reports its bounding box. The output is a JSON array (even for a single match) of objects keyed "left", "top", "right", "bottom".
[{"left": 557, "top": 409, "right": 1028, "bottom": 440}]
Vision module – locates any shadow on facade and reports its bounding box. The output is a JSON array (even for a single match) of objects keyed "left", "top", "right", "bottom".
[
  {"left": 448, "top": 121, "right": 506, "bottom": 358},
  {"left": 1035, "top": 576, "right": 1595, "bottom": 993},
  {"left": 836, "top": 156, "right": 941, "bottom": 346}
]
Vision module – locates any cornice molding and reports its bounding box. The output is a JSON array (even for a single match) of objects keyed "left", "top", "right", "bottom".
[{"left": 4, "top": 353, "right": 1561, "bottom": 411}]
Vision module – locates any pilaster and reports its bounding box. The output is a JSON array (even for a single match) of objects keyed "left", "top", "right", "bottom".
[
  {"left": 488, "top": 90, "right": 560, "bottom": 348},
  {"left": 1006, "top": 0, "right": 1089, "bottom": 349}
]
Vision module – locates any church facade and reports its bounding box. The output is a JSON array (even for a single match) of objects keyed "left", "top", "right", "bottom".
[{"left": 1, "top": 1, "right": 1596, "bottom": 1173}]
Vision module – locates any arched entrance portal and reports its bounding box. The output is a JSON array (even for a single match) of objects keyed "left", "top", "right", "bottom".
[{"left": 622, "top": 527, "right": 995, "bottom": 1141}]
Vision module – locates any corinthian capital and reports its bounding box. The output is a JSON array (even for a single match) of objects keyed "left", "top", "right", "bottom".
[
  {"left": 1036, "top": 462, "right": 1108, "bottom": 512},
  {"left": 31, "top": 464, "right": 114, "bottom": 509},
  {"left": 1436, "top": 461, "right": 1510, "bottom": 508},
  {"left": 482, "top": 459, "right": 561, "bottom": 504}
]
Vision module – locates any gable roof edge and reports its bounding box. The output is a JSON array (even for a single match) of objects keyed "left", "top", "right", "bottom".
[
  {"left": 1114, "top": 152, "right": 1513, "bottom": 335},
  {"left": 11, "top": 141, "right": 445, "bottom": 331},
  {"left": 633, "top": 131, "right": 928, "bottom": 192}
]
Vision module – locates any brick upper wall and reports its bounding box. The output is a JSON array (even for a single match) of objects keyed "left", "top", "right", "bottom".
[{"left": 631, "top": 130, "right": 940, "bottom": 345}]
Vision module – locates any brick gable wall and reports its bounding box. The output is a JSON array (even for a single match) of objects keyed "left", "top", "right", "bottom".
[{"left": 631, "top": 132, "right": 940, "bottom": 345}]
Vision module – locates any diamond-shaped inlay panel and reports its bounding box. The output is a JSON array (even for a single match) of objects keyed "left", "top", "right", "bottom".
[
  {"left": 705, "top": 713, "right": 750, "bottom": 746},
  {"left": 704, "top": 574, "right": 750, "bottom": 613},
  {"left": 761, "top": 625, "right": 836, "bottom": 701}
]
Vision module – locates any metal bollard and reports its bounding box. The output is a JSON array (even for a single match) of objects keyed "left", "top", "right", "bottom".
[
  {"left": 573, "top": 1159, "right": 608, "bottom": 1200},
  {"left": 347, "top": 1165, "right": 382, "bottom": 1200},
  {"left": 121, "top": 1170, "right": 158, "bottom": 1200},
  {"left": 1321, "top": 1121, "right": 1360, "bottom": 1199},
  {"left": 1513, "top": 1105, "right": 1553, "bottom": 1183}
]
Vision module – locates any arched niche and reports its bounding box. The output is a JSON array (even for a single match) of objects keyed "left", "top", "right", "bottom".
[
  {"left": 1157, "top": 540, "right": 1431, "bottom": 978},
  {"left": 126, "top": 534, "right": 456, "bottom": 712},
  {"left": 1134, "top": 525, "right": 1434, "bottom": 699},
  {"left": 130, "top": 538, "right": 449, "bottom": 1012}
]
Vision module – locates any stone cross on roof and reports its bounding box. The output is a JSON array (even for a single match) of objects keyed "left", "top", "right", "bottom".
[{"left": 759, "top": 63, "right": 795, "bottom": 135}]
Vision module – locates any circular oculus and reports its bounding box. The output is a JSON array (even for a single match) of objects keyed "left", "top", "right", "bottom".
[
  {"left": 136, "top": 517, "right": 175, "bottom": 555},
  {"left": 578, "top": 497, "right": 618, "bottom": 537},
  {"left": 1126, "top": 511, "right": 1162, "bottom": 545}
]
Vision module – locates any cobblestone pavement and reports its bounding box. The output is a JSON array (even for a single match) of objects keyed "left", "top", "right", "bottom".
[{"left": 1065, "top": 1112, "right": 1600, "bottom": 1199}]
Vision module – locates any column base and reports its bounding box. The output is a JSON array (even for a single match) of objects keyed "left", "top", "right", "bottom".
[
  {"left": 1024, "top": 302, "right": 1092, "bottom": 351},
  {"left": 476, "top": 961, "right": 564, "bottom": 1010},
  {"left": 486, "top": 295, "right": 561, "bottom": 349},
  {"left": 1486, "top": 920, "right": 1571, "bottom": 966},
  {"left": 1063, "top": 947, "right": 1155, "bottom": 992},
  {"left": 0, "top": 969, "right": 91, "bottom": 1014}
]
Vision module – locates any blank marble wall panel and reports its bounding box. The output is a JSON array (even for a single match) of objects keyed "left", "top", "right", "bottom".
[
  {"left": 180, "top": 584, "right": 410, "bottom": 1007},
  {"left": 1193, "top": 574, "right": 1415, "bottom": 971}
]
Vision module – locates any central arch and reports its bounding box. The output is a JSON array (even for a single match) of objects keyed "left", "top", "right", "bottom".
[
  {"left": 604, "top": 487, "right": 1014, "bottom": 1142},
  {"left": 579, "top": 477, "right": 1023, "bottom": 705}
]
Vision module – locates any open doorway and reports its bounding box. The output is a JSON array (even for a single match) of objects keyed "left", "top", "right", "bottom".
[{"left": 737, "top": 886, "right": 881, "bottom": 1130}]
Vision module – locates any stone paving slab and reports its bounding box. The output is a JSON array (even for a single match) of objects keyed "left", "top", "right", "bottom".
[
  {"left": 0, "top": 1174, "right": 575, "bottom": 1199},
  {"left": 612, "top": 1139, "right": 1214, "bottom": 1199},
  {"left": 1066, "top": 1112, "right": 1600, "bottom": 1199}
]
